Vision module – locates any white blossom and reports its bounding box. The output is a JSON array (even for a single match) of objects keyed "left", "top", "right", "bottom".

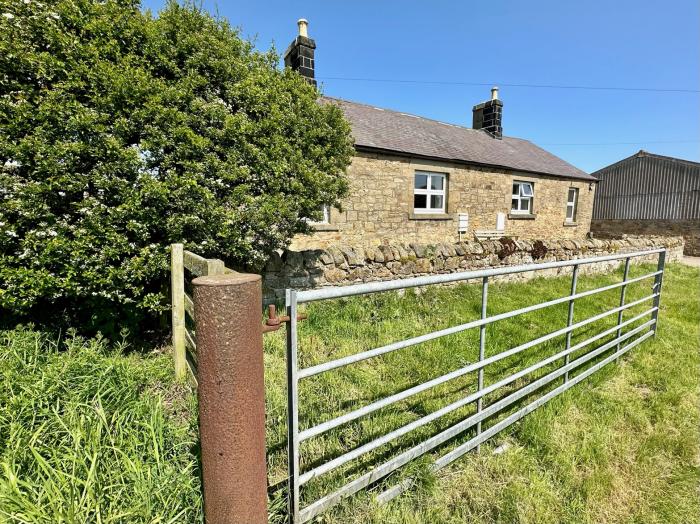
[
  {"left": 3, "top": 159, "right": 20, "bottom": 171},
  {"left": 2, "top": 13, "right": 14, "bottom": 20}
]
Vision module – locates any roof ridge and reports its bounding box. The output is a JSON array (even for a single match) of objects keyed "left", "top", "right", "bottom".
[
  {"left": 635, "top": 150, "right": 700, "bottom": 168},
  {"left": 322, "top": 95, "right": 516, "bottom": 138}
]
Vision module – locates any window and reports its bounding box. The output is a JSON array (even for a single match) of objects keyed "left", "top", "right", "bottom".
[
  {"left": 308, "top": 204, "right": 330, "bottom": 225},
  {"left": 511, "top": 181, "right": 534, "bottom": 214},
  {"left": 566, "top": 188, "right": 579, "bottom": 223},
  {"left": 414, "top": 171, "right": 447, "bottom": 213}
]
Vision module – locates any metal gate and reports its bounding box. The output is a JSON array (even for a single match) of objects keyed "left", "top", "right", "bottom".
[{"left": 284, "top": 248, "right": 666, "bottom": 522}]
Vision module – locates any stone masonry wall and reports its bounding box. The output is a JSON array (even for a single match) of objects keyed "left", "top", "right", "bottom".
[
  {"left": 591, "top": 219, "right": 700, "bottom": 256},
  {"left": 290, "top": 151, "right": 595, "bottom": 250},
  {"left": 264, "top": 236, "right": 684, "bottom": 300}
]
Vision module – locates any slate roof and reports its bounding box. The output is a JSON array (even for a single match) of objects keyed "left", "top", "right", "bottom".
[{"left": 321, "top": 97, "right": 595, "bottom": 181}]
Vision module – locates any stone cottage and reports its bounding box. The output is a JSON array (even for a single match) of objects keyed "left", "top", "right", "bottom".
[{"left": 283, "top": 20, "right": 597, "bottom": 251}]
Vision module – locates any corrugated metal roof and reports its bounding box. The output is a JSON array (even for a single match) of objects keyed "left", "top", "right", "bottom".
[
  {"left": 322, "top": 96, "right": 595, "bottom": 181},
  {"left": 591, "top": 150, "right": 700, "bottom": 180}
]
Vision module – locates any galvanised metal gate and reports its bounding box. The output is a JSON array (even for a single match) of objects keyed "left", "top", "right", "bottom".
[{"left": 284, "top": 248, "right": 667, "bottom": 522}]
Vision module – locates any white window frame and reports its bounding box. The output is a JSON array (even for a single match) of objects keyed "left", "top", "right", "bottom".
[
  {"left": 511, "top": 180, "right": 534, "bottom": 214},
  {"left": 307, "top": 204, "right": 330, "bottom": 225},
  {"left": 414, "top": 171, "right": 447, "bottom": 214},
  {"left": 566, "top": 187, "right": 579, "bottom": 223}
]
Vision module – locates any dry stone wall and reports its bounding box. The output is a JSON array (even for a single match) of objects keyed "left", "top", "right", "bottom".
[{"left": 263, "top": 236, "right": 684, "bottom": 300}]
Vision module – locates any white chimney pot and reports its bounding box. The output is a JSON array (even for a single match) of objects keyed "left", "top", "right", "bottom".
[
  {"left": 297, "top": 18, "right": 309, "bottom": 37},
  {"left": 491, "top": 86, "right": 499, "bottom": 101}
]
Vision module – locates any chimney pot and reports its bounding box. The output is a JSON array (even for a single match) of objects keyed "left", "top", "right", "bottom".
[
  {"left": 297, "top": 18, "right": 308, "bottom": 37},
  {"left": 491, "top": 86, "right": 499, "bottom": 101}
]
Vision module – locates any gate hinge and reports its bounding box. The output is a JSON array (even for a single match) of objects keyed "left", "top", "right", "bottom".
[{"left": 262, "top": 304, "right": 307, "bottom": 334}]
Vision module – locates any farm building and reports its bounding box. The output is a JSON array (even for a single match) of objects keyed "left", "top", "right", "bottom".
[
  {"left": 591, "top": 150, "right": 700, "bottom": 255},
  {"left": 283, "top": 20, "right": 597, "bottom": 251}
]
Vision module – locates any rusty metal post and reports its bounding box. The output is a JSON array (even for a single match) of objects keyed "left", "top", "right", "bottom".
[{"left": 192, "top": 273, "right": 268, "bottom": 524}]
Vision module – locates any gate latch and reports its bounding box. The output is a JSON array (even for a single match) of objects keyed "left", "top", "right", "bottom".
[{"left": 262, "top": 304, "right": 307, "bottom": 334}]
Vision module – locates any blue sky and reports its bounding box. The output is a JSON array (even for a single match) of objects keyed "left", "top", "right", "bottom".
[{"left": 143, "top": 0, "right": 699, "bottom": 173}]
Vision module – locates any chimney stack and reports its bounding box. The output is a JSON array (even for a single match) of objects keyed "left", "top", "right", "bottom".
[
  {"left": 283, "top": 18, "right": 317, "bottom": 86},
  {"left": 472, "top": 87, "right": 503, "bottom": 139}
]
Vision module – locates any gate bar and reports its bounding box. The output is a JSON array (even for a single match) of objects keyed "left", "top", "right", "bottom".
[
  {"left": 286, "top": 290, "right": 301, "bottom": 523},
  {"left": 563, "top": 264, "right": 579, "bottom": 383},
  {"left": 437, "top": 331, "right": 653, "bottom": 470},
  {"left": 297, "top": 292, "right": 657, "bottom": 443},
  {"left": 476, "top": 276, "right": 488, "bottom": 450},
  {"left": 651, "top": 250, "right": 666, "bottom": 335},
  {"left": 296, "top": 249, "right": 664, "bottom": 303},
  {"left": 299, "top": 270, "right": 661, "bottom": 379},
  {"left": 615, "top": 257, "right": 631, "bottom": 357}
]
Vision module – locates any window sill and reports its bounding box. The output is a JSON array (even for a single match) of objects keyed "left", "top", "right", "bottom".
[
  {"left": 409, "top": 212, "right": 452, "bottom": 221},
  {"left": 508, "top": 213, "right": 537, "bottom": 220},
  {"left": 563, "top": 221, "right": 579, "bottom": 227},
  {"left": 310, "top": 223, "right": 340, "bottom": 232}
]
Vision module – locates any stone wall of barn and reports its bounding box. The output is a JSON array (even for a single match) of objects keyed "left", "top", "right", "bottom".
[
  {"left": 263, "top": 236, "right": 684, "bottom": 301},
  {"left": 290, "top": 151, "right": 595, "bottom": 250},
  {"left": 591, "top": 219, "right": 700, "bottom": 256}
]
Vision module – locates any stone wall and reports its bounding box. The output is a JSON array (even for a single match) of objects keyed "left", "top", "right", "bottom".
[
  {"left": 591, "top": 219, "right": 700, "bottom": 256},
  {"left": 264, "top": 236, "right": 684, "bottom": 300},
  {"left": 290, "top": 151, "right": 595, "bottom": 250}
]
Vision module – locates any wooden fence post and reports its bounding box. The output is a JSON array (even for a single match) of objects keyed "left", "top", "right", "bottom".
[
  {"left": 206, "top": 258, "right": 226, "bottom": 276},
  {"left": 171, "top": 243, "right": 187, "bottom": 380}
]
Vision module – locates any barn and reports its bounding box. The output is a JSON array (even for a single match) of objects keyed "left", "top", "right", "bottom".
[{"left": 591, "top": 150, "right": 700, "bottom": 255}]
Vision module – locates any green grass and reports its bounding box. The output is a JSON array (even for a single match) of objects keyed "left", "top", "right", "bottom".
[
  {"left": 1, "top": 263, "right": 698, "bottom": 523},
  {"left": 0, "top": 330, "right": 201, "bottom": 523}
]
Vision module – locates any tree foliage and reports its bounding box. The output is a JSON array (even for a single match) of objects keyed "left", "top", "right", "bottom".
[{"left": 0, "top": 0, "right": 353, "bottom": 333}]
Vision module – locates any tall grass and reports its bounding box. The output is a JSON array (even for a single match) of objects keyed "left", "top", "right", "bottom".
[{"left": 0, "top": 329, "right": 201, "bottom": 523}]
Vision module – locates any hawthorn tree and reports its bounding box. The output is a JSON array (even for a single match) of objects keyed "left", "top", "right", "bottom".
[{"left": 0, "top": 0, "right": 353, "bottom": 333}]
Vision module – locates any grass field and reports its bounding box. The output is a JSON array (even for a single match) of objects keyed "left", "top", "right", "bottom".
[{"left": 1, "top": 262, "right": 698, "bottom": 523}]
